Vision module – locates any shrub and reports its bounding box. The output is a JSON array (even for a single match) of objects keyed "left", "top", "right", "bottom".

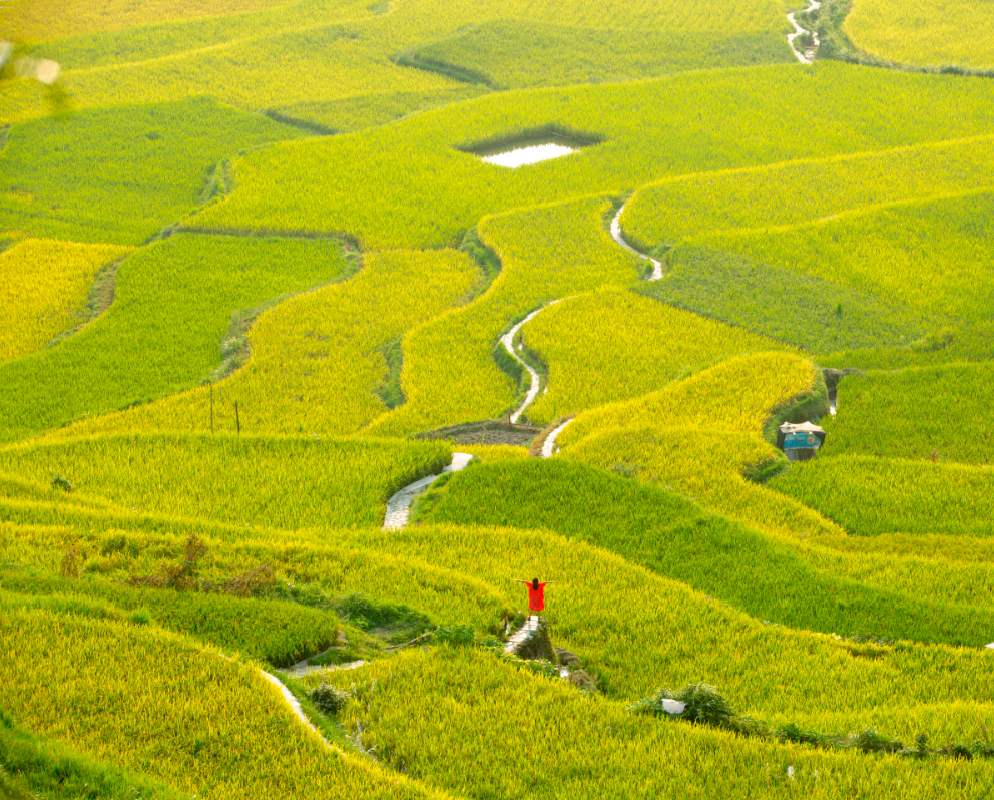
[
  {"left": 127, "top": 607, "right": 153, "bottom": 626},
  {"left": 854, "top": 727, "right": 903, "bottom": 754},
  {"left": 971, "top": 740, "right": 994, "bottom": 759},
  {"left": 127, "top": 534, "right": 205, "bottom": 591},
  {"left": 775, "top": 721, "right": 825, "bottom": 747},
  {"left": 667, "top": 683, "right": 735, "bottom": 727},
  {"left": 939, "top": 743, "right": 973, "bottom": 760},
  {"left": 630, "top": 682, "right": 736, "bottom": 728},
  {"left": 310, "top": 683, "right": 352, "bottom": 716},
  {"left": 899, "top": 734, "right": 931, "bottom": 760}
]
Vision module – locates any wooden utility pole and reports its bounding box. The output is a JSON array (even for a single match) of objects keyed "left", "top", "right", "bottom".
[{"left": 234, "top": 401, "right": 240, "bottom": 434}]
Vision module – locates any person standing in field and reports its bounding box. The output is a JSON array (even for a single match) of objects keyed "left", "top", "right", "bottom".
[{"left": 515, "top": 577, "right": 554, "bottom": 619}]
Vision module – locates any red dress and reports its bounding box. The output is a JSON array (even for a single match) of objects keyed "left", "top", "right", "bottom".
[{"left": 527, "top": 583, "right": 546, "bottom": 612}]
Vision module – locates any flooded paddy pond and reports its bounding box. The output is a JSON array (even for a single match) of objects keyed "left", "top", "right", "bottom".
[{"left": 466, "top": 133, "right": 597, "bottom": 167}]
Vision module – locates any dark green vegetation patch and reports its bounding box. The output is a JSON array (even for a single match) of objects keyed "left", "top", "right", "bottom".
[
  {"left": 0, "top": 98, "right": 302, "bottom": 245},
  {"left": 641, "top": 245, "right": 921, "bottom": 353}
]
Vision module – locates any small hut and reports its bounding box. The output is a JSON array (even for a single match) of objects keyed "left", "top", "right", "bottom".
[{"left": 777, "top": 421, "right": 826, "bottom": 462}]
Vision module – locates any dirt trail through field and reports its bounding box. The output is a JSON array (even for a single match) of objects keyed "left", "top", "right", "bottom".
[
  {"left": 501, "top": 301, "right": 563, "bottom": 424},
  {"left": 787, "top": 0, "right": 821, "bottom": 64},
  {"left": 504, "top": 615, "right": 541, "bottom": 654},
  {"left": 214, "top": 652, "right": 335, "bottom": 748},
  {"left": 505, "top": 615, "right": 568, "bottom": 678},
  {"left": 287, "top": 657, "right": 368, "bottom": 678},
  {"left": 610, "top": 204, "right": 662, "bottom": 281},
  {"left": 540, "top": 418, "right": 574, "bottom": 458},
  {"left": 383, "top": 452, "right": 473, "bottom": 530},
  {"left": 259, "top": 669, "right": 333, "bottom": 741}
]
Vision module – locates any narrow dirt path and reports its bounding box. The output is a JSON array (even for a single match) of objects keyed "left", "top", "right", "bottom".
[
  {"left": 541, "top": 418, "right": 574, "bottom": 458},
  {"left": 286, "top": 659, "right": 367, "bottom": 679},
  {"left": 610, "top": 204, "right": 662, "bottom": 281},
  {"left": 383, "top": 452, "right": 473, "bottom": 530},
  {"left": 787, "top": 0, "right": 821, "bottom": 65},
  {"left": 215, "top": 652, "right": 335, "bottom": 747},
  {"left": 500, "top": 301, "right": 563, "bottom": 424},
  {"left": 259, "top": 669, "right": 332, "bottom": 742},
  {"left": 504, "top": 615, "right": 541, "bottom": 654}
]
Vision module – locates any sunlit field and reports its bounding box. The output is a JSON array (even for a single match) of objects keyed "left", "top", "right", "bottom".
[{"left": 3, "top": 0, "right": 994, "bottom": 796}]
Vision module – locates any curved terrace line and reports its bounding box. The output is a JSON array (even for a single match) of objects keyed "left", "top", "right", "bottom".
[
  {"left": 217, "top": 654, "right": 341, "bottom": 752},
  {"left": 698, "top": 185, "right": 994, "bottom": 241},
  {"left": 67, "top": 18, "right": 362, "bottom": 76},
  {"left": 625, "top": 131, "right": 994, "bottom": 198},
  {"left": 610, "top": 204, "right": 662, "bottom": 281}
]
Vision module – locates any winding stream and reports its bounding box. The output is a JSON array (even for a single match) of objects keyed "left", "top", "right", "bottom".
[
  {"left": 501, "top": 300, "right": 563, "bottom": 424},
  {"left": 496, "top": 204, "right": 663, "bottom": 436},
  {"left": 787, "top": 0, "right": 821, "bottom": 65},
  {"left": 610, "top": 204, "right": 663, "bottom": 281}
]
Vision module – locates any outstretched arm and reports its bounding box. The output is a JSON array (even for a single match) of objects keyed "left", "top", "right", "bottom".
[
  {"left": 544, "top": 581, "right": 556, "bottom": 585},
  {"left": 514, "top": 579, "right": 530, "bottom": 584}
]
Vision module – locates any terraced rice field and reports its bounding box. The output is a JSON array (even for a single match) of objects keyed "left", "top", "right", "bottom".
[
  {"left": 844, "top": 0, "right": 994, "bottom": 70},
  {"left": 2, "top": 0, "right": 994, "bottom": 796}
]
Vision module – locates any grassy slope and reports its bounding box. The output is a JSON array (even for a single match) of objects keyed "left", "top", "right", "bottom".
[
  {"left": 0, "top": 606, "right": 448, "bottom": 800},
  {"left": 2, "top": 0, "right": 788, "bottom": 128},
  {"left": 365, "top": 196, "right": 642, "bottom": 435},
  {"left": 0, "top": 240, "right": 131, "bottom": 365},
  {"left": 770, "top": 455, "right": 994, "bottom": 538},
  {"left": 0, "top": 234, "right": 350, "bottom": 443},
  {"left": 845, "top": 0, "right": 994, "bottom": 70},
  {"left": 622, "top": 133, "right": 994, "bottom": 246},
  {"left": 415, "top": 459, "right": 994, "bottom": 645},
  {"left": 195, "top": 62, "right": 994, "bottom": 249},
  {"left": 1, "top": 1, "right": 993, "bottom": 794},
  {"left": 0, "top": 571, "right": 339, "bottom": 667},
  {"left": 1, "top": 709, "right": 187, "bottom": 800},
  {"left": 560, "top": 352, "right": 818, "bottom": 445},
  {"left": 7, "top": 505, "right": 994, "bottom": 738},
  {"left": 60, "top": 248, "right": 481, "bottom": 438},
  {"left": 639, "top": 245, "right": 921, "bottom": 353},
  {"left": 822, "top": 362, "right": 994, "bottom": 465},
  {"left": 621, "top": 135, "right": 994, "bottom": 356},
  {"left": 0, "top": 98, "right": 302, "bottom": 244},
  {"left": 0, "top": 433, "right": 452, "bottom": 529},
  {"left": 701, "top": 191, "right": 994, "bottom": 329},
  {"left": 0, "top": 516, "right": 507, "bottom": 631},
  {"left": 6, "top": 498, "right": 994, "bottom": 789},
  {"left": 522, "top": 287, "right": 791, "bottom": 425},
  {"left": 551, "top": 352, "right": 842, "bottom": 542},
  {"left": 316, "top": 646, "right": 994, "bottom": 799},
  {"left": 339, "top": 523, "right": 994, "bottom": 724},
  {"left": 405, "top": 20, "right": 793, "bottom": 90},
  {"left": 4, "top": 0, "right": 303, "bottom": 39}
]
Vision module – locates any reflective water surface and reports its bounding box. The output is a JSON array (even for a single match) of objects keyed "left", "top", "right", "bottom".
[{"left": 472, "top": 133, "right": 593, "bottom": 167}]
